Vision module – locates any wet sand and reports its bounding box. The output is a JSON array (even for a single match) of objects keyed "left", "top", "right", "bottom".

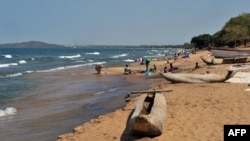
[{"left": 58, "top": 50, "right": 250, "bottom": 141}]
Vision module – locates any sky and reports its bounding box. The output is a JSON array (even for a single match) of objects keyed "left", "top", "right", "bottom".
[{"left": 0, "top": 0, "right": 250, "bottom": 46}]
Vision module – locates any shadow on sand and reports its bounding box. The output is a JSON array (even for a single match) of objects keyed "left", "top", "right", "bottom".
[{"left": 120, "top": 109, "right": 154, "bottom": 141}]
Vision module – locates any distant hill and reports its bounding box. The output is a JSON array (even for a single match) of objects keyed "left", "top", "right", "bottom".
[{"left": 0, "top": 41, "right": 65, "bottom": 48}]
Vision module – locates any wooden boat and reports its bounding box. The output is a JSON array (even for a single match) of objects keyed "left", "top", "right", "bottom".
[
  {"left": 200, "top": 56, "right": 250, "bottom": 65},
  {"left": 129, "top": 92, "right": 167, "bottom": 137},
  {"left": 159, "top": 71, "right": 235, "bottom": 83},
  {"left": 210, "top": 47, "right": 250, "bottom": 58}
]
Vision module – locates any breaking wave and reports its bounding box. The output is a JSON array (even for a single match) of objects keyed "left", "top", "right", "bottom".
[
  {"left": 59, "top": 54, "right": 81, "bottom": 59},
  {"left": 0, "top": 63, "right": 18, "bottom": 68},
  {"left": 85, "top": 52, "right": 100, "bottom": 55},
  {"left": 3, "top": 54, "right": 12, "bottom": 58},
  {"left": 111, "top": 53, "right": 128, "bottom": 58},
  {"left": 36, "top": 61, "right": 106, "bottom": 73},
  {"left": 5, "top": 73, "right": 23, "bottom": 78},
  {"left": 123, "top": 59, "right": 135, "bottom": 62},
  {"left": 19, "top": 60, "right": 27, "bottom": 64}
]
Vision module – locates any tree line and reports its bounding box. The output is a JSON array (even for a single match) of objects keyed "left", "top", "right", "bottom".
[{"left": 191, "top": 13, "right": 250, "bottom": 49}]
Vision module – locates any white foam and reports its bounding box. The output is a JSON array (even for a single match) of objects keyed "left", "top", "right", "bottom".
[
  {"left": 0, "top": 107, "right": 17, "bottom": 117},
  {"left": 3, "top": 54, "right": 12, "bottom": 58},
  {"left": 86, "top": 61, "right": 106, "bottom": 65},
  {"left": 59, "top": 54, "right": 81, "bottom": 59},
  {"left": 111, "top": 53, "right": 128, "bottom": 58},
  {"left": 6, "top": 73, "right": 23, "bottom": 78},
  {"left": 65, "top": 63, "right": 105, "bottom": 69},
  {"left": 35, "top": 61, "right": 106, "bottom": 73},
  {"left": 19, "top": 60, "right": 27, "bottom": 64},
  {"left": 157, "top": 53, "right": 165, "bottom": 56},
  {"left": 25, "top": 70, "right": 34, "bottom": 73},
  {"left": 85, "top": 52, "right": 100, "bottom": 55},
  {"left": 123, "top": 59, "right": 135, "bottom": 62},
  {"left": 163, "top": 50, "right": 170, "bottom": 53},
  {"left": 66, "top": 64, "right": 85, "bottom": 69},
  {"left": 0, "top": 63, "right": 18, "bottom": 68},
  {"left": 36, "top": 67, "right": 66, "bottom": 72},
  {"left": 151, "top": 49, "right": 159, "bottom": 52},
  {"left": 0, "top": 64, "right": 10, "bottom": 68}
]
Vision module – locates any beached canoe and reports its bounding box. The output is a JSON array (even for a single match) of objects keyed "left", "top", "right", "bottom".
[
  {"left": 200, "top": 56, "right": 250, "bottom": 65},
  {"left": 129, "top": 92, "right": 167, "bottom": 137},
  {"left": 210, "top": 47, "right": 250, "bottom": 58},
  {"left": 159, "top": 71, "right": 235, "bottom": 83}
]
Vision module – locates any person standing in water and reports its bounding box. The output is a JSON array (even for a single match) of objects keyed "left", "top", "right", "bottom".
[{"left": 95, "top": 64, "right": 103, "bottom": 74}]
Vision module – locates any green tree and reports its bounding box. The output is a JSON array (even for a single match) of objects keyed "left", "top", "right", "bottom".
[
  {"left": 215, "top": 13, "right": 250, "bottom": 47},
  {"left": 191, "top": 13, "right": 250, "bottom": 47},
  {"left": 191, "top": 34, "right": 212, "bottom": 49}
]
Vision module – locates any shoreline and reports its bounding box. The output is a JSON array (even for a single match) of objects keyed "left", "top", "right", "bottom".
[
  {"left": 1, "top": 60, "right": 163, "bottom": 141},
  {"left": 57, "top": 50, "right": 250, "bottom": 141}
]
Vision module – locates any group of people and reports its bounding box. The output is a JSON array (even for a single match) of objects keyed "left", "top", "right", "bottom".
[
  {"left": 95, "top": 60, "right": 201, "bottom": 75},
  {"left": 124, "top": 63, "right": 157, "bottom": 75},
  {"left": 163, "top": 62, "right": 201, "bottom": 73},
  {"left": 124, "top": 56, "right": 159, "bottom": 75},
  {"left": 95, "top": 56, "right": 200, "bottom": 75},
  {"left": 163, "top": 63, "right": 175, "bottom": 73},
  {"left": 139, "top": 57, "right": 151, "bottom": 72}
]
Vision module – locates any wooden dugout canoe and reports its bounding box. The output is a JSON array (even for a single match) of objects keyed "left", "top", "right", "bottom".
[
  {"left": 210, "top": 47, "right": 250, "bottom": 58},
  {"left": 200, "top": 56, "right": 250, "bottom": 65},
  {"left": 159, "top": 71, "right": 235, "bottom": 83},
  {"left": 129, "top": 92, "right": 167, "bottom": 137}
]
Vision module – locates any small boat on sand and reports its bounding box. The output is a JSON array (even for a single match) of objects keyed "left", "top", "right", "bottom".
[
  {"left": 129, "top": 92, "right": 167, "bottom": 137},
  {"left": 210, "top": 47, "right": 250, "bottom": 58},
  {"left": 200, "top": 56, "right": 250, "bottom": 65},
  {"left": 159, "top": 71, "right": 235, "bottom": 83}
]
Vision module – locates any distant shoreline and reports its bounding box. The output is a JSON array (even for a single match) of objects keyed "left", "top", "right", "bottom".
[
  {"left": 0, "top": 41, "right": 190, "bottom": 49},
  {"left": 0, "top": 41, "right": 64, "bottom": 48}
]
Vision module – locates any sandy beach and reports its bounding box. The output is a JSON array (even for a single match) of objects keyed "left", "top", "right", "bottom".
[{"left": 57, "top": 50, "right": 250, "bottom": 141}]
